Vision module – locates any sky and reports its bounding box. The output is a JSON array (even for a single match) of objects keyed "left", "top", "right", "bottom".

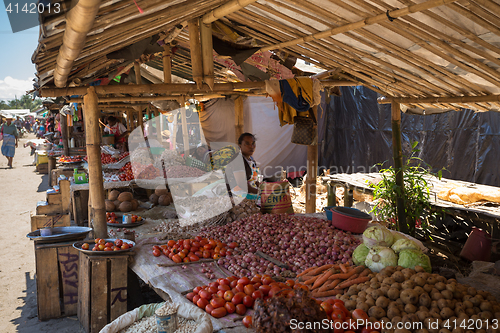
[{"left": 0, "top": 9, "right": 39, "bottom": 101}]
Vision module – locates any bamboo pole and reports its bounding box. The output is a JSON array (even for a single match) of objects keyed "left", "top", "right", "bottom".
[
  {"left": 180, "top": 106, "right": 190, "bottom": 154},
  {"left": 163, "top": 45, "right": 172, "bottom": 83},
  {"left": 260, "top": 0, "right": 457, "bottom": 52},
  {"left": 202, "top": 0, "right": 258, "bottom": 24},
  {"left": 305, "top": 106, "right": 318, "bottom": 214},
  {"left": 379, "top": 94, "right": 500, "bottom": 104},
  {"left": 134, "top": 61, "right": 142, "bottom": 85},
  {"left": 172, "top": 111, "right": 178, "bottom": 150},
  {"left": 60, "top": 113, "right": 69, "bottom": 156},
  {"left": 391, "top": 101, "right": 407, "bottom": 235},
  {"left": 188, "top": 19, "right": 203, "bottom": 89},
  {"left": 41, "top": 82, "right": 267, "bottom": 97},
  {"left": 200, "top": 21, "right": 215, "bottom": 90},
  {"left": 83, "top": 86, "right": 107, "bottom": 239},
  {"left": 234, "top": 96, "right": 244, "bottom": 143}
]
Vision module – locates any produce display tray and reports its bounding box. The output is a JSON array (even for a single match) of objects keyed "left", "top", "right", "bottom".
[
  {"left": 27, "top": 226, "right": 92, "bottom": 244},
  {"left": 73, "top": 238, "right": 135, "bottom": 255},
  {"left": 107, "top": 220, "right": 145, "bottom": 228}
]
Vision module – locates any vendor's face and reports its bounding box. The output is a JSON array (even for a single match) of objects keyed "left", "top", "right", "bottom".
[
  {"left": 108, "top": 119, "right": 116, "bottom": 126},
  {"left": 240, "top": 136, "right": 256, "bottom": 157},
  {"left": 6, "top": 119, "right": 12, "bottom": 125}
]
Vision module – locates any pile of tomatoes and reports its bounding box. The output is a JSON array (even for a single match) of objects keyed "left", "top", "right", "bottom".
[
  {"left": 119, "top": 163, "right": 134, "bottom": 181},
  {"left": 106, "top": 212, "right": 142, "bottom": 224},
  {"left": 186, "top": 274, "right": 308, "bottom": 320},
  {"left": 81, "top": 238, "right": 133, "bottom": 252},
  {"left": 58, "top": 155, "right": 82, "bottom": 163},
  {"left": 152, "top": 236, "right": 238, "bottom": 263}
]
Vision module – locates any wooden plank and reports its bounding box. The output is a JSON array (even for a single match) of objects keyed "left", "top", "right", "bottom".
[
  {"left": 73, "top": 190, "right": 89, "bottom": 226},
  {"left": 78, "top": 253, "right": 90, "bottom": 333},
  {"left": 58, "top": 246, "right": 79, "bottom": 316},
  {"left": 36, "top": 203, "right": 63, "bottom": 215},
  {"left": 60, "top": 179, "right": 71, "bottom": 214},
  {"left": 35, "top": 247, "right": 61, "bottom": 320},
  {"left": 109, "top": 257, "right": 128, "bottom": 322},
  {"left": 47, "top": 193, "right": 62, "bottom": 205},
  {"left": 31, "top": 214, "right": 71, "bottom": 231},
  {"left": 91, "top": 258, "right": 108, "bottom": 333}
]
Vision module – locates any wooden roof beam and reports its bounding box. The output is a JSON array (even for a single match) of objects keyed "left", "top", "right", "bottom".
[
  {"left": 202, "top": 0, "right": 259, "bottom": 24},
  {"left": 260, "top": 0, "right": 458, "bottom": 52}
]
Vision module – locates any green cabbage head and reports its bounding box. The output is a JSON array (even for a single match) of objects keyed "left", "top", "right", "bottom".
[
  {"left": 363, "top": 225, "right": 394, "bottom": 248},
  {"left": 365, "top": 246, "right": 398, "bottom": 273},
  {"left": 398, "top": 249, "right": 432, "bottom": 273},
  {"left": 391, "top": 239, "right": 420, "bottom": 253},
  {"left": 391, "top": 232, "right": 408, "bottom": 243},
  {"left": 352, "top": 244, "right": 369, "bottom": 266}
]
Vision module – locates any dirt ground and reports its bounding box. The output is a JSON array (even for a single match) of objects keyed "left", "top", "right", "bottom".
[{"left": 0, "top": 133, "right": 84, "bottom": 333}]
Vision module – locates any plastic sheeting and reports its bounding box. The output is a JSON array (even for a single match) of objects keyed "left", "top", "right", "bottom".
[
  {"left": 320, "top": 86, "right": 500, "bottom": 187},
  {"left": 200, "top": 97, "right": 308, "bottom": 179}
]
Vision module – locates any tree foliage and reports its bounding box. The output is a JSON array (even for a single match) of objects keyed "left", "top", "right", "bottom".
[{"left": 0, "top": 94, "right": 43, "bottom": 112}]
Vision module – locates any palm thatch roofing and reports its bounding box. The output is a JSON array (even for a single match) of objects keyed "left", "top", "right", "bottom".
[{"left": 32, "top": 0, "right": 500, "bottom": 112}]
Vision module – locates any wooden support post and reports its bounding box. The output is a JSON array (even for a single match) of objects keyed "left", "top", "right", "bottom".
[
  {"left": 61, "top": 114, "right": 69, "bottom": 156},
  {"left": 391, "top": 101, "right": 408, "bottom": 234},
  {"left": 172, "top": 112, "right": 178, "bottom": 151},
  {"left": 180, "top": 107, "right": 189, "bottom": 154},
  {"left": 134, "top": 61, "right": 141, "bottom": 85},
  {"left": 153, "top": 108, "right": 161, "bottom": 143},
  {"left": 48, "top": 156, "right": 56, "bottom": 186},
  {"left": 235, "top": 96, "right": 244, "bottom": 143},
  {"left": 163, "top": 45, "right": 172, "bottom": 84},
  {"left": 305, "top": 106, "right": 318, "bottom": 214},
  {"left": 188, "top": 19, "right": 203, "bottom": 89},
  {"left": 84, "top": 87, "right": 107, "bottom": 239},
  {"left": 126, "top": 109, "right": 132, "bottom": 131},
  {"left": 200, "top": 21, "right": 214, "bottom": 90}
]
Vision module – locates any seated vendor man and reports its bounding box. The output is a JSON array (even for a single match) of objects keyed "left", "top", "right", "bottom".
[{"left": 105, "top": 116, "right": 129, "bottom": 151}]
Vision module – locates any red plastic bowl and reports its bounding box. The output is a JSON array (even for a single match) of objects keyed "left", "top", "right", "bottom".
[{"left": 329, "top": 207, "right": 372, "bottom": 234}]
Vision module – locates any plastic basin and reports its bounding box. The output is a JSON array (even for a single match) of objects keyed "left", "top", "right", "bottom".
[
  {"left": 323, "top": 206, "right": 335, "bottom": 220},
  {"left": 329, "top": 206, "right": 371, "bottom": 233}
]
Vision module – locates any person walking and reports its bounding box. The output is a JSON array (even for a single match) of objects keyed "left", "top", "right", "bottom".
[{"left": 1, "top": 115, "right": 19, "bottom": 168}]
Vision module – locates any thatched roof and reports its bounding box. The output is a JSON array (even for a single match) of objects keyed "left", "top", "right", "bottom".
[{"left": 32, "top": 0, "right": 500, "bottom": 112}]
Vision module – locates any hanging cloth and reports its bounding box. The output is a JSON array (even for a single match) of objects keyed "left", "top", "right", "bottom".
[{"left": 277, "top": 77, "right": 314, "bottom": 126}]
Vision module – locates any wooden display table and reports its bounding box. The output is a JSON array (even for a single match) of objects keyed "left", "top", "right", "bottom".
[{"left": 78, "top": 252, "right": 130, "bottom": 333}]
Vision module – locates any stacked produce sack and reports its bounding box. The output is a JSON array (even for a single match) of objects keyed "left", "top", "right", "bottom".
[{"left": 353, "top": 225, "right": 432, "bottom": 273}]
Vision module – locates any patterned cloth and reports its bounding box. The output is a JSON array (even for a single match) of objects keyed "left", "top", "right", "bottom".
[
  {"left": 244, "top": 155, "right": 260, "bottom": 192},
  {"left": 1, "top": 134, "right": 16, "bottom": 157},
  {"left": 210, "top": 145, "right": 238, "bottom": 170}
]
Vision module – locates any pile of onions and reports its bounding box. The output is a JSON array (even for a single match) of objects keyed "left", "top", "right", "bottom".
[{"left": 199, "top": 213, "right": 360, "bottom": 277}]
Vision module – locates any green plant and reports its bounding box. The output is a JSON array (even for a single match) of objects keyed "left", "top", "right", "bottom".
[{"left": 369, "top": 141, "right": 443, "bottom": 237}]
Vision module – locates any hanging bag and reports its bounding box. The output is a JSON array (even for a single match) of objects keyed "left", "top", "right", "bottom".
[{"left": 291, "top": 108, "right": 317, "bottom": 145}]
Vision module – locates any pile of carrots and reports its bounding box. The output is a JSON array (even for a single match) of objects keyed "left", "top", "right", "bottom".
[{"left": 296, "top": 263, "right": 373, "bottom": 298}]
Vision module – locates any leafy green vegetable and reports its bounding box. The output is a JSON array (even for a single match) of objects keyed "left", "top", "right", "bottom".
[
  {"left": 363, "top": 225, "right": 394, "bottom": 248},
  {"left": 391, "top": 239, "right": 420, "bottom": 253},
  {"left": 398, "top": 249, "right": 432, "bottom": 273},
  {"left": 365, "top": 246, "right": 398, "bottom": 273},
  {"left": 352, "top": 244, "right": 369, "bottom": 266}
]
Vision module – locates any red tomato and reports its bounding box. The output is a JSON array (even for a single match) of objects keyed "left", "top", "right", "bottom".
[
  {"left": 244, "top": 284, "right": 255, "bottom": 295},
  {"left": 209, "top": 282, "right": 219, "bottom": 289},
  {"left": 259, "top": 285, "right": 272, "bottom": 295},
  {"left": 193, "top": 295, "right": 201, "bottom": 304},
  {"left": 186, "top": 292, "right": 195, "bottom": 302},
  {"left": 216, "top": 290, "right": 225, "bottom": 298},
  {"left": 238, "top": 277, "right": 250, "bottom": 285},
  {"left": 225, "top": 302, "right": 235, "bottom": 314},
  {"left": 218, "top": 278, "right": 230, "bottom": 286},
  {"left": 197, "top": 298, "right": 209, "bottom": 309},
  {"left": 210, "top": 297, "right": 226, "bottom": 309},
  {"left": 98, "top": 239, "right": 106, "bottom": 245},
  {"left": 205, "top": 304, "right": 214, "bottom": 314},
  {"left": 332, "top": 309, "right": 346, "bottom": 321},
  {"left": 193, "top": 286, "right": 202, "bottom": 294},
  {"left": 252, "top": 290, "right": 263, "bottom": 300},
  {"left": 235, "top": 283, "right": 245, "bottom": 293},
  {"left": 202, "top": 251, "right": 211, "bottom": 259},
  {"left": 235, "top": 304, "right": 246, "bottom": 315},
  {"left": 82, "top": 243, "right": 90, "bottom": 250},
  {"left": 213, "top": 253, "right": 221, "bottom": 260},
  {"left": 152, "top": 248, "right": 161, "bottom": 257},
  {"left": 218, "top": 284, "right": 230, "bottom": 292},
  {"left": 352, "top": 309, "right": 369, "bottom": 321},
  {"left": 242, "top": 315, "right": 253, "bottom": 328},
  {"left": 208, "top": 286, "right": 218, "bottom": 295},
  {"left": 285, "top": 280, "right": 295, "bottom": 288},
  {"left": 167, "top": 240, "right": 175, "bottom": 247},
  {"left": 211, "top": 307, "right": 227, "bottom": 318},
  {"left": 104, "top": 247, "right": 113, "bottom": 251},
  {"left": 223, "top": 290, "right": 234, "bottom": 302},
  {"left": 121, "top": 243, "right": 130, "bottom": 250},
  {"left": 333, "top": 319, "right": 344, "bottom": 333},
  {"left": 189, "top": 254, "right": 200, "bottom": 262},
  {"left": 199, "top": 290, "right": 211, "bottom": 300},
  {"left": 231, "top": 292, "right": 245, "bottom": 305},
  {"left": 230, "top": 280, "right": 238, "bottom": 289},
  {"left": 226, "top": 276, "right": 238, "bottom": 282},
  {"left": 242, "top": 295, "right": 254, "bottom": 308},
  {"left": 333, "top": 299, "right": 345, "bottom": 305},
  {"left": 251, "top": 276, "right": 262, "bottom": 284},
  {"left": 262, "top": 277, "right": 273, "bottom": 285},
  {"left": 321, "top": 301, "right": 334, "bottom": 315},
  {"left": 268, "top": 287, "right": 282, "bottom": 298},
  {"left": 334, "top": 303, "right": 350, "bottom": 317},
  {"left": 172, "top": 255, "right": 182, "bottom": 263},
  {"left": 253, "top": 282, "right": 262, "bottom": 289}
]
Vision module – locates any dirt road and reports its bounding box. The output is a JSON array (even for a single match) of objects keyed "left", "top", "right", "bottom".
[{"left": 0, "top": 133, "right": 84, "bottom": 333}]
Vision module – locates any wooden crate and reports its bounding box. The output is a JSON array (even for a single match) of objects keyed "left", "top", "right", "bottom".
[
  {"left": 31, "top": 213, "right": 71, "bottom": 231},
  {"left": 35, "top": 241, "right": 80, "bottom": 320},
  {"left": 37, "top": 163, "right": 49, "bottom": 174},
  {"left": 72, "top": 190, "right": 89, "bottom": 226},
  {"left": 78, "top": 253, "right": 129, "bottom": 333},
  {"left": 36, "top": 202, "right": 63, "bottom": 215}
]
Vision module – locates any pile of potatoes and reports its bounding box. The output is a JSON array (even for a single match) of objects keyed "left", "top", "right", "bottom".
[
  {"left": 105, "top": 190, "right": 139, "bottom": 212},
  {"left": 337, "top": 265, "right": 500, "bottom": 333},
  {"left": 149, "top": 186, "right": 173, "bottom": 206}
]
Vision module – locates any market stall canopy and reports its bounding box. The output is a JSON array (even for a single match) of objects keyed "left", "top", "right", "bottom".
[
  {"left": 32, "top": 0, "right": 500, "bottom": 113},
  {"left": 0, "top": 109, "right": 31, "bottom": 118}
]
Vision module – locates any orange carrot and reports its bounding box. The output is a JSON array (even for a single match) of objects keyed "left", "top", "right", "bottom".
[
  {"left": 328, "top": 268, "right": 357, "bottom": 281},
  {"left": 312, "top": 269, "right": 334, "bottom": 290},
  {"left": 297, "top": 266, "right": 316, "bottom": 277},
  {"left": 312, "top": 289, "right": 344, "bottom": 297},
  {"left": 308, "top": 264, "right": 335, "bottom": 276},
  {"left": 359, "top": 268, "right": 371, "bottom": 277},
  {"left": 339, "top": 263, "right": 349, "bottom": 273},
  {"left": 318, "top": 279, "right": 341, "bottom": 292},
  {"left": 336, "top": 276, "right": 370, "bottom": 289},
  {"left": 345, "top": 273, "right": 359, "bottom": 282},
  {"left": 303, "top": 275, "right": 320, "bottom": 285}
]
